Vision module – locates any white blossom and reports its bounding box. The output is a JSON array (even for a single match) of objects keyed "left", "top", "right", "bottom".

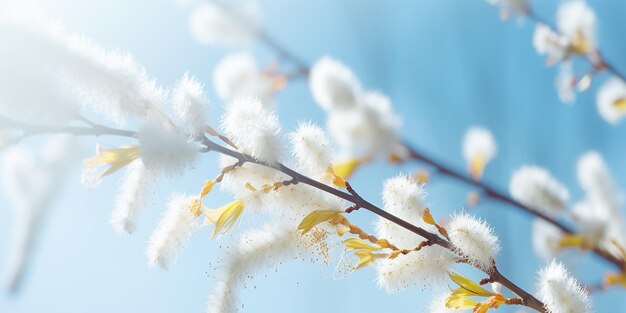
[
  {"left": 288, "top": 122, "right": 333, "bottom": 178},
  {"left": 533, "top": 23, "right": 568, "bottom": 62},
  {"left": 532, "top": 219, "right": 564, "bottom": 262},
  {"left": 382, "top": 174, "right": 427, "bottom": 220},
  {"left": 111, "top": 160, "right": 156, "bottom": 234},
  {"left": 596, "top": 77, "right": 626, "bottom": 125},
  {"left": 577, "top": 151, "right": 621, "bottom": 207},
  {"left": 212, "top": 52, "right": 276, "bottom": 103},
  {"left": 189, "top": 2, "right": 260, "bottom": 47},
  {"left": 0, "top": 2, "right": 167, "bottom": 124},
  {"left": 206, "top": 224, "right": 306, "bottom": 313},
  {"left": 220, "top": 97, "right": 282, "bottom": 164},
  {"left": 556, "top": 62, "right": 575, "bottom": 104},
  {"left": 509, "top": 166, "right": 570, "bottom": 216},
  {"left": 146, "top": 194, "right": 199, "bottom": 269},
  {"left": 138, "top": 121, "right": 199, "bottom": 175},
  {"left": 172, "top": 73, "right": 209, "bottom": 137},
  {"left": 556, "top": 0, "right": 596, "bottom": 47},
  {"left": 375, "top": 244, "right": 454, "bottom": 293},
  {"left": 536, "top": 261, "right": 592, "bottom": 313},
  {"left": 375, "top": 182, "right": 453, "bottom": 292},
  {"left": 448, "top": 212, "right": 500, "bottom": 270},
  {"left": 310, "top": 57, "right": 362, "bottom": 111},
  {"left": 430, "top": 291, "right": 463, "bottom": 313},
  {"left": 2, "top": 136, "right": 79, "bottom": 291},
  {"left": 462, "top": 127, "right": 497, "bottom": 179},
  {"left": 327, "top": 91, "right": 400, "bottom": 157}
]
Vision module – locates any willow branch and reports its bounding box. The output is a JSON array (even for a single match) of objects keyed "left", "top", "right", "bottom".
[
  {"left": 201, "top": 137, "right": 545, "bottom": 312},
  {"left": 525, "top": 9, "right": 626, "bottom": 83},
  {"left": 403, "top": 142, "right": 625, "bottom": 270},
  {"left": 0, "top": 114, "right": 546, "bottom": 311},
  {"left": 226, "top": 6, "right": 626, "bottom": 271}
]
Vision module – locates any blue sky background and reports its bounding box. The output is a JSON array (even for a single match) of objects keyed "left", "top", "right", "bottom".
[{"left": 1, "top": 0, "right": 626, "bottom": 312}]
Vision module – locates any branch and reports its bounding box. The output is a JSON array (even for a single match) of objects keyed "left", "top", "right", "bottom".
[
  {"left": 200, "top": 137, "right": 545, "bottom": 312},
  {"left": 0, "top": 114, "right": 546, "bottom": 311},
  {"left": 404, "top": 141, "right": 625, "bottom": 270},
  {"left": 525, "top": 9, "right": 626, "bottom": 86},
  {"left": 222, "top": 4, "right": 626, "bottom": 271}
]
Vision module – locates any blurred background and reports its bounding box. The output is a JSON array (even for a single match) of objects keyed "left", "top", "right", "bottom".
[{"left": 1, "top": 0, "right": 626, "bottom": 312}]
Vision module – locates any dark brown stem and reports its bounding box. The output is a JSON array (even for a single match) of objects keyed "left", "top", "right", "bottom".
[
  {"left": 403, "top": 142, "right": 625, "bottom": 270},
  {"left": 0, "top": 114, "right": 546, "bottom": 312},
  {"left": 241, "top": 3, "right": 626, "bottom": 271},
  {"left": 202, "top": 137, "right": 545, "bottom": 312},
  {"left": 203, "top": 136, "right": 450, "bottom": 248},
  {"left": 490, "top": 266, "right": 545, "bottom": 312}
]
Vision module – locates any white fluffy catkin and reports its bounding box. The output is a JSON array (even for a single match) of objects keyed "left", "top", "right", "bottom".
[
  {"left": 596, "top": 77, "right": 626, "bottom": 125},
  {"left": 536, "top": 261, "right": 592, "bottom": 313},
  {"left": 111, "top": 160, "right": 156, "bottom": 234},
  {"left": 189, "top": 2, "right": 260, "bottom": 47},
  {"left": 309, "top": 57, "right": 362, "bottom": 111},
  {"left": 220, "top": 97, "right": 282, "bottom": 164},
  {"left": 509, "top": 166, "right": 570, "bottom": 217},
  {"left": 288, "top": 122, "right": 333, "bottom": 178},
  {"left": 206, "top": 224, "right": 303, "bottom": 313},
  {"left": 172, "top": 73, "right": 209, "bottom": 137},
  {"left": 146, "top": 195, "right": 199, "bottom": 269},
  {"left": 375, "top": 177, "right": 454, "bottom": 292},
  {"left": 138, "top": 120, "right": 199, "bottom": 175},
  {"left": 448, "top": 212, "right": 500, "bottom": 270},
  {"left": 212, "top": 52, "right": 274, "bottom": 103},
  {"left": 382, "top": 174, "right": 427, "bottom": 219},
  {"left": 0, "top": 2, "right": 167, "bottom": 124},
  {"left": 2, "top": 136, "right": 79, "bottom": 292}
]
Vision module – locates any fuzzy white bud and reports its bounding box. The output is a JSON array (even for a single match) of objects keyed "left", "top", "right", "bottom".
[
  {"left": 138, "top": 121, "right": 199, "bottom": 175},
  {"left": 509, "top": 166, "right": 570, "bottom": 217},
  {"left": 212, "top": 52, "right": 275, "bottom": 103},
  {"left": 556, "top": 0, "right": 596, "bottom": 46},
  {"left": 146, "top": 194, "right": 199, "bottom": 269},
  {"left": 448, "top": 212, "right": 500, "bottom": 270},
  {"left": 382, "top": 174, "right": 427, "bottom": 220},
  {"left": 111, "top": 160, "right": 156, "bottom": 234},
  {"left": 172, "top": 73, "right": 209, "bottom": 137},
  {"left": 289, "top": 122, "right": 333, "bottom": 178},
  {"left": 309, "top": 57, "right": 362, "bottom": 111},
  {"left": 536, "top": 261, "right": 592, "bottom": 313},
  {"left": 596, "top": 77, "right": 626, "bottom": 125},
  {"left": 189, "top": 2, "right": 259, "bottom": 47},
  {"left": 220, "top": 97, "right": 282, "bottom": 164}
]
